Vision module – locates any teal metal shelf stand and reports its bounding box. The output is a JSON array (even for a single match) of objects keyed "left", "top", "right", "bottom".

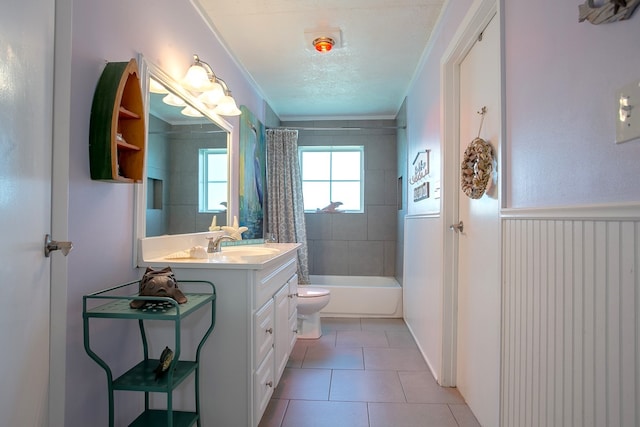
[{"left": 83, "top": 279, "right": 216, "bottom": 427}]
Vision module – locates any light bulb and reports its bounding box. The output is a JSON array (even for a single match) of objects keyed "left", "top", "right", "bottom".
[
  {"left": 181, "top": 105, "right": 204, "bottom": 117},
  {"left": 182, "top": 64, "right": 216, "bottom": 92},
  {"left": 213, "top": 95, "right": 242, "bottom": 116},
  {"left": 198, "top": 83, "right": 224, "bottom": 107},
  {"left": 149, "top": 78, "right": 168, "bottom": 94},
  {"left": 162, "top": 93, "right": 186, "bottom": 107}
]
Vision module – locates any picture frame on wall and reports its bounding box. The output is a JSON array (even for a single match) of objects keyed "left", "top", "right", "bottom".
[{"left": 238, "top": 105, "right": 266, "bottom": 239}]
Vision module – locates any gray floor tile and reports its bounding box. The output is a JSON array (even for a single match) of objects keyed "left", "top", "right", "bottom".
[
  {"left": 286, "top": 343, "right": 306, "bottom": 368},
  {"left": 281, "top": 400, "right": 369, "bottom": 427},
  {"left": 330, "top": 370, "right": 405, "bottom": 403},
  {"left": 364, "top": 347, "right": 429, "bottom": 371},
  {"left": 386, "top": 331, "right": 418, "bottom": 348},
  {"left": 368, "top": 402, "right": 459, "bottom": 427},
  {"left": 361, "top": 318, "right": 408, "bottom": 331},
  {"left": 336, "top": 330, "right": 389, "bottom": 348},
  {"left": 258, "top": 399, "right": 289, "bottom": 427},
  {"left": 398, "top": 371, "right": 465, "bottom": 404},
  {"left": 302, "top": 346, "right": 364, "bottom": 369},
  {"left": 321, "top": 317, "right": 362, "bottom": 331},
  {"left": 295, "top": 330, "right": 337, "bottom": 348},
  {"left": 258, "top": 318, "right": 483, "bottom": 427},
  {"left": 272, "top": 368, "right": 331, "bottom": 400},
  {"left": 449, "top": 403, "right": 482, "bottom": 427}
]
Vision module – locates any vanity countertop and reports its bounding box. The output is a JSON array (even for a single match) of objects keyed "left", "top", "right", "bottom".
[{"left": 139, "top": 242, "right": 301, "bottom": 270}]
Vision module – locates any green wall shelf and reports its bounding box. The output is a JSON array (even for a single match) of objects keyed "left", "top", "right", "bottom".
[
  {"left": 89, "top": 58, "right": 146, "bottom": 182},
  {"left": 83, "top": 279, "right": 216, "bottom": 427}
]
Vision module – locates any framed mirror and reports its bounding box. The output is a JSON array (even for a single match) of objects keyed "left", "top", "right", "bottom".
[{"left": 135, "top": 56, "right": 234, "bottom": 243}]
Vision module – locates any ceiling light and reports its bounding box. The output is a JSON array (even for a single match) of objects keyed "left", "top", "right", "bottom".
[
  {"left": 313, "top": 37, "right": 335, "bottom": 53},
  {"left": 304, "top": 28, "right": 342, "bottom": 53}
]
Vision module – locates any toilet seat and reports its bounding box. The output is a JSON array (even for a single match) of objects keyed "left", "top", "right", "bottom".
[{"left": 298, "top": 287, "right": 330, "bottom": 298}]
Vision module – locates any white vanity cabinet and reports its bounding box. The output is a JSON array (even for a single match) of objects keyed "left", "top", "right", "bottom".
[
  {"left": 253, "top": 272, "right": 298, "bottom": 422},
  {"left": 145, "top": 244, "right": 300, "bottom": 427},
  {"left": 274, "top": 274, "right": 298, "bottom": 386}
]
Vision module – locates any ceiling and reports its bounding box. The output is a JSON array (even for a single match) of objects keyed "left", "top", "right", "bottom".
[{"left": 193, "top": 0, "right": 445, "bottom": 121}]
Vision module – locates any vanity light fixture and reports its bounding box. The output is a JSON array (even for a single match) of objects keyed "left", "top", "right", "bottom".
[{"left": 181, "top": 54, "right": 240, "bottom": 116}]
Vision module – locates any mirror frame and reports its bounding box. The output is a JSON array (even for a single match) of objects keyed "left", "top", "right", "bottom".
[{"left": 134, "top": 55, "right": 235, "bottom": 265}]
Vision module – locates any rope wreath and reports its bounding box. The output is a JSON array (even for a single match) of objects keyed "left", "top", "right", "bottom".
[{"left": 461, "top": 137, "right": 493, "bottom": 199}]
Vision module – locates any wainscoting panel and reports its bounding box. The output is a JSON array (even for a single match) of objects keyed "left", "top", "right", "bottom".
[{"left": 502, "top": 217, "right": 639, "bottom": 427}]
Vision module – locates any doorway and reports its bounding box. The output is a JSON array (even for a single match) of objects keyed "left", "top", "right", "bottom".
[
  {"left": 0, "top": 0, "right": 55, "bottom": 425},
  {"left": 441, "top": 1, "right": 502, "bottom": 426}
]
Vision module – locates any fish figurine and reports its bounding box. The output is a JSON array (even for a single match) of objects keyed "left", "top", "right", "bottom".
[
  {"left": 318, "top": 201, "right": 343, "bottom": 213},
  {"left": 154, "top": 346, "right": 174, "bottom": 380}
]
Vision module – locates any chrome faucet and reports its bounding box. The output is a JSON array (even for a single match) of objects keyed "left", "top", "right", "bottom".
[{"left": 206, "top": 235, "right": 237, "bottom": 253}]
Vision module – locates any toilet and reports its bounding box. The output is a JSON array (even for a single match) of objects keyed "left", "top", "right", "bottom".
[{"left": 296, "top": 286, "right": 331, "bottom": 339}]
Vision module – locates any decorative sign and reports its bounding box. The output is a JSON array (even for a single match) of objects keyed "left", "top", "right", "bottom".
[
  {"left": 410, "top": 149, "right": 429, "bottom": 185},
  {"left": 410, "top": 149, "right": 430, "bottom": 202},
  {"left": 413, "top": 182, "right": 429, "bottom": 202}
]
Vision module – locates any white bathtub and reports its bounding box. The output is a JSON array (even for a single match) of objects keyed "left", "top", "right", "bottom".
[{"left": 309, "top": 275, "right": 403, "bottom": 318}]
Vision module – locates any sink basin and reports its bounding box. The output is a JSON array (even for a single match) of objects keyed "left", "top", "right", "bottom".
[{"left": 218, "top": 245, "right": 280, "bottom": 257}]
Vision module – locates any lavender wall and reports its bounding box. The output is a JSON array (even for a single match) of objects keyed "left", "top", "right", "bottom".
[
  {"left": 505, "top": 1, "right": 640, "bottom": 207},
  {"left": 402, "top": 0, "right": 640, "bottom": 393},
  {"left": 65, "top": 0, "right": 263, "bottom": 425},
  {"left": 406, "top": 0, "right": 640, "bottom": 214},
  {"left": 406, "top": 0, "right": 474, "bottom": 215}
]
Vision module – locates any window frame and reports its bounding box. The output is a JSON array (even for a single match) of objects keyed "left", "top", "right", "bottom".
[
  {"left": 198, "top": 148, "right": 228, "bottom": 213},
  {"left": 298, "top": 145, "right": 364, "bottom": 213}
]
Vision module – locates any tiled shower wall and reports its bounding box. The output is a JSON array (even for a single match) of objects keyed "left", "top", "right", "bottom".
[
  {"left": 146, "top": 115, "right": 227, "bottom": 237},
  {"left": 281, "top": 120, "right": 398, "bottom": 277}
]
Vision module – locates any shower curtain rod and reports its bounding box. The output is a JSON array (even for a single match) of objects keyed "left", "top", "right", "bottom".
[
  {"left": 267, "top": 126, "right": 406, "bottom": 131},
  {"left": 148, "top": 130, "right": 228, "bottom": 135}
]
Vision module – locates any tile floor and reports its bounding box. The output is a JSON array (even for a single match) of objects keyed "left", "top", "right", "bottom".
[{"left": 258, "top": 318, "right": 481, "bottom": 427}]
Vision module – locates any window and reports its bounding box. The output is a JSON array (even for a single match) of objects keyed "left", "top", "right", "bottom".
[
  {"left": 198, "top": 148, "right": 228, "bottom": 212},
  {"left": 298, "top": 146, "right": 363, "bottom": 212}
]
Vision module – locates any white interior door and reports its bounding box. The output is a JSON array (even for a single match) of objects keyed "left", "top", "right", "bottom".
[
  {"left": 0, "top": 0, "right": 55, "bottom": 425},
  {"left": 456, "top": 14, "right": 501, "bottom": 427}
]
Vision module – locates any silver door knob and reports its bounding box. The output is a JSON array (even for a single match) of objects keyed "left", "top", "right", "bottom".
[
  {"left": 44, "top": 234, "right": 73, "bottom": 257},
  {"left": 449, "top": 221, "right": 464, "bottom": 233}
]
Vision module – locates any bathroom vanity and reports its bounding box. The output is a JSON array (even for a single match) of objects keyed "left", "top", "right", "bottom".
[{"left": 139, "top": 235, "right": 300, "bottom": 426}]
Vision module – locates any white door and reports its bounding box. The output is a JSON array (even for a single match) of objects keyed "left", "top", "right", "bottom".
[
  {"left": 0, "top": 0, "right": 55, "bottom": 425},
  {"left": 456, "top": 14, "right": 501, "bottom": 427}
]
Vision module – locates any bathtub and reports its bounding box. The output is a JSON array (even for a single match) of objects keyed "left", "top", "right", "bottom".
[{"left": 308, "top": 275, "right": 403, "bottom": 318}]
